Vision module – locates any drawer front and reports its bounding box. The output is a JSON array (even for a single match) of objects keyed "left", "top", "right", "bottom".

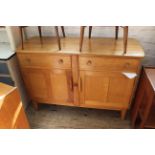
[
  {"left": 17, "top": 54, "right": 71, "bottom": 69},
  {"left": 79, "top": 56, "right": 140, "bottom": 72}
]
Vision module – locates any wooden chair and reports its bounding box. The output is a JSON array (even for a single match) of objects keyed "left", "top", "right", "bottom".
[
  {"left": 19, "top": 26, "right": 65, "bottom": 50},
  {"left": 79, "top": 26, "right": 128, "bottom": 54}
]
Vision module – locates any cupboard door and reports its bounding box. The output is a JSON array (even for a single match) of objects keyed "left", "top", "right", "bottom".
[
  {"left": 50, "top": 69, "right": 73, "bottom": 105},
  {"left": 79, "top": 71, "right": 135, "bottom": 109},
  {"left": 21, "top": 68, "right": 52, "bottom": 103},
  {"left": 107, "top": 73, "right": 135, "bottom": 108},
  {"left": 79, "top": 71, "right": 109, "bottom": 106}
]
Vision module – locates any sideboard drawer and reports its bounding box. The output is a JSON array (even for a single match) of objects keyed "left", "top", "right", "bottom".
[
  {"left": 17, "top": 54, "right": 71, "bottom": 69},
  {"left": 79, "top": 56, "right": 139, "bottom": 72}
]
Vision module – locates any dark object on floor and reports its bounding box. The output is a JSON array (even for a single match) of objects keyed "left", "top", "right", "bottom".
[{"left": 131, "top": 66, "right": 155, "bottom": 128}]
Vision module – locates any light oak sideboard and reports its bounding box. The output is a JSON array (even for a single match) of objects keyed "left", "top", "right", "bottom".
[{"left": 16, "top": 37, "right": 144, "bottom": 119}]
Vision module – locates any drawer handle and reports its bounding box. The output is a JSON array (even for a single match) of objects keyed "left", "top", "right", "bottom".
[
  {"left": 87, "top": 60, "right": 92, "bottom": 66},
  {"left": 124, "top": 62, "right": 130, "bottom": 68},
  {"left": 79, "top": 77, "right": 83, "bottom": 92},
  {"left": 26, "top": 58, "right": 31, "bottom": 63},
  {"left": 58, "top": 59, "right": 64, "bottom": 64}
]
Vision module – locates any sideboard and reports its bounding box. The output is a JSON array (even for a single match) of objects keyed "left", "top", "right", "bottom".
[{"left": 16, "top": 37, "right": 144, "bottom": 119}]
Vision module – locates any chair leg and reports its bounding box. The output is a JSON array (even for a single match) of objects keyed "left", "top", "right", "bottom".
[
  {"left": 38, "top": 26, "right": 43, "bottom": 44},
  {"left": 19, "top": 27, "right": 24, "bottom": 50},
  {"left": 115, "top": 26, "right": 119, "bottom": 39},
  {"left": 55, "top": 26, "right": 61, "bottom": 50},
  {"left": 79, "top": 26, "right": 85, "bottom": 51},
  {"left": 89, "top": 26, "right": 92, "bottom": 39},
  {"left": 61, "top": 26, "right": 65, "bottom": 37},
  {"left": 123, "top": 26, "right": 128, "bottom": 54}
]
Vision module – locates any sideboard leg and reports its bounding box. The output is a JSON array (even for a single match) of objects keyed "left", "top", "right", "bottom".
[
  {"left": 32, "top": 101, "right": 39, "bottom": 110},
  {"left": 121, "top": 109, "right": 127, "bottom": 120}
]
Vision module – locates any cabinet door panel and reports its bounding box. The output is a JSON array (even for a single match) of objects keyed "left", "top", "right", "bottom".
[
  {"left": 80, "top": 71, "right": 135, "bottom": 109},
  {"left": 107, "top": 74, "right": 135, "bottom": 106},
  {"left": 50, "top": 69, "right": 73, "bottom": 104},
  {"left": 22, "top": 68, "right": 51, "bottom": 102},
  {"left": 80, "top": 71, "right": 109, "bottom": 105}
]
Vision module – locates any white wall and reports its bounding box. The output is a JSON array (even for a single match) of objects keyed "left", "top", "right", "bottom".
[
  {"left": 0, "top": 26, "right": 20, "bottom": 51},
  {"left": 0, "top": 29, "right": 9, "bottom": 42}
]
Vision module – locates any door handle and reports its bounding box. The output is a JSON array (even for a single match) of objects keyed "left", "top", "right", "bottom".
[
  {"left": 79, "top": 77, "right": 82, "bottom": 92},
  {"left": 70, "top": 76, "right": 74, "bottom": 91}
]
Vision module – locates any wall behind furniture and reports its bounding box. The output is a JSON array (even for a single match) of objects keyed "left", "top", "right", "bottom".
[
  {"left": 0, "top": 27, "right": 21, "bottom": 51},
  {"left": 0, "top": 29, "right": 9, "bottom": 42}
]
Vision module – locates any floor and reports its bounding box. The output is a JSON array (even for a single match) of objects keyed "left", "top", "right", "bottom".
[{"left": 26, "top": 104, "right": 131, "bottom": 129}]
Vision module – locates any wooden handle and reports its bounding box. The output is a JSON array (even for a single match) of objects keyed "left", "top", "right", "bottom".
[
  {"left": 87, "top": 60, "right": 92, "bottom": 66},
  {"left": 70, "top": 76, "right": 74, "bottom": 91},
  {"left": 80, "top": 77, "right": 82, "bottom": 92},
  {"left": 124, "top": 62, "right": 130, "bottom": 68},
  {"left": 58, "top": 59, "right": 63, "bottom": 64},
  {"left": 26, "top": 58, "right": 31, "bottom": 63}
]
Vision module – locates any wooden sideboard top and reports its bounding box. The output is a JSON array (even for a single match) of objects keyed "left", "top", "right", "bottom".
[{"left": 17, "top": 37, "right": 144, "bottom": 58}]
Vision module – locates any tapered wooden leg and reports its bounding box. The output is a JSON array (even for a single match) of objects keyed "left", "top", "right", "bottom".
[
  {"left": 79, "top": 26, "right": 85, "bottom": 51},
  {"left": 55, "top": 26, "right": 61, "bottom": 50},
  {"left": 123, "top": 26, "right": 128, "bottom": 54},
  {"left": 115, "top": 26, "right": 119, "bottom": 39},
  {"left": 139, "top": 96, "right": 153, "bottom": 128},
  {"left": 19, "top": 27, "right": 24, "bottom": 50},
  {"left": 121, "top": 109, "right": 127, "bottom": 120},
  {"left": 38, "top": 26, "right": 43, "bottom": 44},
  {"left": 131, "top": 106, "right": 140, "bottom": 128},
  {"left": 89, "top": 26, "right": 92, "bottom": 39},
  {"left": 139, "top": 121, "right": 145, "bottom": 129},
  {"left": 138, "top": 105, "right": 151, "bottom": 128},
  {"left": 32, "top": 101, "right": 39, "bottom": 110},
  {"left": 61, "top": 26, "right": 65, "bottom": 37}
]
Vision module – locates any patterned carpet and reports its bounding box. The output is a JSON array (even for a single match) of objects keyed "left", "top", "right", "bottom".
[{"left": 26, "top": 104, "right": 131, "bottom": 129}]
